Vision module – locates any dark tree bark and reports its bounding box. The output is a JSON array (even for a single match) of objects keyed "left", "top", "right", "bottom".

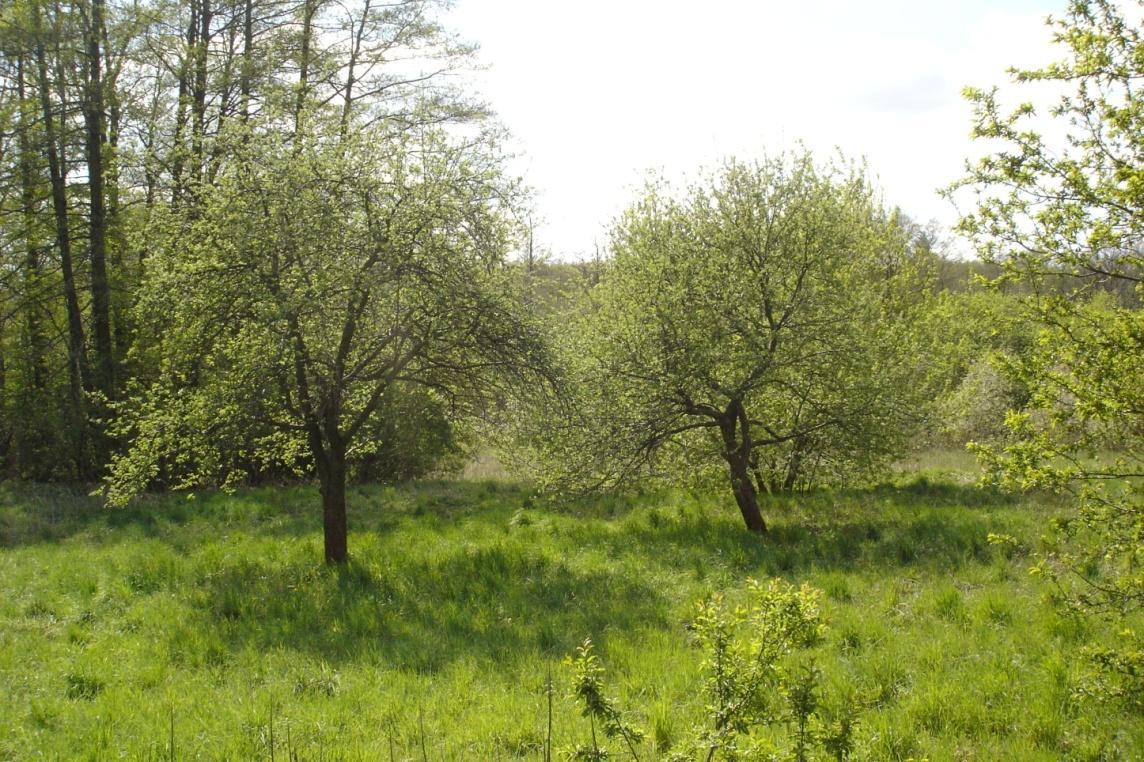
[
  {"left": 101, "top": 21, "right": 127, "bottom": 352},
  {"left": 142, "top": 79, "right": 161, "bottom": 213},
  {"left": 317, "top": 445, "right": 348, "bottom": 565},
  {"left": 728, "top": 455, "right": 766, "bottom": 533},
  {"left": 0, "top": 312, "right": 8, "bottom": 472},
  {"left": 781, "top": 439, "right": 805, "bottom": 493},
  {"left": 290, "top": 300, "right": 350, "bottom": 564},
  {"left": 16, "top": 55, "right": 48, "bottom": 392},
  {"left": 32, "top": 3, "right": 89, "bottom": 419},
  {"left": 190, "top": 0, "right": 211, "bottom": 186},
  {"left": 719, "top": 399, "right": 767, "bottom": 534},
  {"left": 84, "top": 0, "right": 115, "bottom": 400},
  {"left": 239, "top": 0, "right": 253, "bottom": 121},
  {"left": 339, "top": 0, "right": 370, "bottom": 136},
  {"left": 171, "top": 0, "right": 198, "bottom": 202},
  {"left": 304, "top": 412, "right": 348, "bottom": 564},
  {"left": 101, "top": 15, "right": 122, "bottom": 216},
  {"left": 293, "top": 0, "right": 316, "bottom": 141}
]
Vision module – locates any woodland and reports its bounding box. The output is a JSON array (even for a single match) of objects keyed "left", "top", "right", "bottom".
[{"left": 0, "top": 0, "right": 1141, "bottom": 758}]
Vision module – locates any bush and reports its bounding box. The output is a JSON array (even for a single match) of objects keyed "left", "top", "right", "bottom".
[
  {"left": 936, "top": 356, "right": 1025, "bottom": 447},
  {"left": 563, "top": 579, "right": 861, "bottom": 761}
]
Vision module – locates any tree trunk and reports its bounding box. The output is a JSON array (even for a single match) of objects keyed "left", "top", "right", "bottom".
[
  {"left": 290, "top": 303, "right": 347, "bottom": 564},
  {"left": 782, "top": 444, "right": 804, "bottom": 493},
  {"left": 340, "top": 0, "right": 370, "bottom": 136},
  {"left": 16, "top": 54, "right": 47, "bottom": 392},
  {"left": 104, "top": 46, "right": 127, "bottom": 356},
  {"left": 239, "top": 0, "right": 253, "bottom": 122},
  {"left": 85, "top": 0, "right": 115, "bottom": 400},
  {"left": 317, "top": 447, "right": 348, "bottom": 564},
  {"left": 293, "top": 0, "right": 316, "bottom": 143},
  {"left": 33, "top": 0, "right": 90, "bottom": 476},
  {"left": 190, "top": 0, "right": 211, "bottom": 186},
  {"left": 0, "top": 314, "right": 9, "bottom": 474},
  {"left": 728, "top": 456, "right": 767, "bottom": 533},
  {"left": 720, "top": 400, "right": 767, "bottom": 534},
  {"left": 171, "top": 0, "right": 198, "bottom": 202}
]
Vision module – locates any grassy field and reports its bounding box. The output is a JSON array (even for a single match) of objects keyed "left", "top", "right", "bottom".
[{"left": 1, "top": 459, "right": 1141, "bottom": 760}]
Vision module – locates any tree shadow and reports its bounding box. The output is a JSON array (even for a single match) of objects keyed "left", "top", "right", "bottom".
[
  {"left": 172, "top": 479, "right": 1024, "bottom": 673},
  {"left": 0, "top": 479, "right": 533, "bottom": 548},
  {"left": 574, "top": 482, "right": 1030, "bottom": 580},
  {"left": 860, "top": 475, "right": 1022, "bottom": 508},
  {"left": 179, "top": 538, "right": 669, "bottom": 672},
  {"left": 4, "top": 474, "right": 1043, "bottom": 678},
  {"left": 0, "top": 481, "right": 116, "bottom": 547}
]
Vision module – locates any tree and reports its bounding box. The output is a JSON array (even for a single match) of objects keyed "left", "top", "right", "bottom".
[
  {"left": 0, "top": 0, "right": 536, "bottom": 557},
  {"left": 106, "top": 125, "right": 548, "bottom": 564},
  {"left": 951, "top": 0, "right": 1144, "bottom": 701},
  {"left": 0, "top": 0, "right": 478, "bottom": 481},
  {"left": 0, "top": 0, "right": 100, "bottom": 477},
  {"left": 523, "top": 153, "right": 927, "bottom": 533}
]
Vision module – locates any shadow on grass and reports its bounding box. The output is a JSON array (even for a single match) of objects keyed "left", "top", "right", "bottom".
[
  {"left": 0, "top": 481, "right": 108, "bottom": 547},
  {"left": 0, "top": 479, "right": 533, "bottom": 547},
  {"left": 556, "top": 476, "right": 1033, "bottom": 579},
  {"left": 600, "top": 507, "right": 1009, "bottom": 580},
  {"left": 179, "top": 539, "right": 668, "bottom": 672},
  {"left": 3, "top": 474, "right": 1046, "bottom": 675},
  {"left": 170, "top": 477, "right": 1035, "bottom": 673},
  {"left": 863, "top": 474, "right": 1021, "bottom": 508}
]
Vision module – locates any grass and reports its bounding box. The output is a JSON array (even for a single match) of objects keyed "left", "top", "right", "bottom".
[{"left": 0, "top": 466, "right": 1141, "bottom": 759}]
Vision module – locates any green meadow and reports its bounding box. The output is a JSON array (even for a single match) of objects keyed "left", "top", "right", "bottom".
[{"left": 1, "top": 459, "right": 1141, "bottom": 760}]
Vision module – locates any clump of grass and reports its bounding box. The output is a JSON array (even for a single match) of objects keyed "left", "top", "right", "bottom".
[
  {"left": 64, "top": 672, "right": 104, "bottom": 701},
  {"left": 924, "top": 584, "right": 969, "bottom": 624}
]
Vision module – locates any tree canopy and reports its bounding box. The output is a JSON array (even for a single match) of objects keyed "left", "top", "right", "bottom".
[
  {"left": 106, "top": 124, "right": 548, "bottom": 563},
  {"left": 520, "top": 153, "right": 929, "bottom": 532}
]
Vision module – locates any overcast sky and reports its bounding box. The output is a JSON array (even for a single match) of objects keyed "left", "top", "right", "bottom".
[{"left": 446, "top": 0, "right": 1066, "bottom": 259}]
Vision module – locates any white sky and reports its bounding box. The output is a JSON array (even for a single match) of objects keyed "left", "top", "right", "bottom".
[{"left": 446, "top": 0, "right": 1067, "bottom": 259}]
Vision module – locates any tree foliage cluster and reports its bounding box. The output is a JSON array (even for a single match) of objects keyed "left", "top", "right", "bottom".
[
  {"left": 952, "top": 0, "right": 1144, "bottom": 703},
  {"left": 511, "top": 155, "right": 937, "bottom": 532},
  {"left": 0, "top": 0, "right": 550, "bottom": 562}
]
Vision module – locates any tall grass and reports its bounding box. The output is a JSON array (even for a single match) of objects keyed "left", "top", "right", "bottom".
[{"left": 0, "top": 468, "right": 1140, "bottom": 759}]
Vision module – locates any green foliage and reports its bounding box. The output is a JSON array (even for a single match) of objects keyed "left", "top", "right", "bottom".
[
  {"left": 0, "top": 0, "right": 487, "bottom": 480},
  {"left": 0, "top": 0, "right": 511, "bottom": 495},
  {"left": 1081, "top": 634, "right": 1144, "bottom": 712},
  {"left": 110, "top": 126, "right": 516, "bottom": 491},
  {"left": 519, "top": 152, "right": 931, "bottom": 530},
  {"left": 784, "top": 662, "right": 821, "bottom": 762},
  {"left": 935, "top": 355, "right": 1025, "bottom": 446},
  {"left": 567, "top": 638, "right": 644, "bottom": 760},
  {"left": 689, "top": 580, "right": 827, "bottom": 760},
  {"left": 102, "top": 119, "right": 550, "bottom": 562},
  {"left": 350, "top": 384, "right": 465, "bottom": 483},
  {"left": 911, "top": 287, "right": 1036, "bottom": 450},
  {"left": 952, "top": 0, "right": 1144, "bottom": 708},
  {"left": 564, "top": 579, "right": 857, "bottom": 762}
]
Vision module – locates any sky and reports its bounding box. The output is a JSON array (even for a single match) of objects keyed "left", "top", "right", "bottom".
[{"left": 445, "top": 0, "right": 1068, "bottom": 259}]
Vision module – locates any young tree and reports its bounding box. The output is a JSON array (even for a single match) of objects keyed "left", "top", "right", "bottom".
[
  {"left": 525, "top": 153, "right": 927, "bottom": 533},
  {"left": 106, "top": 126, "right": 548, "bottom": 564},
  {"left": 951, "top": 0, "right": 1144, "bottom": 699}
]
